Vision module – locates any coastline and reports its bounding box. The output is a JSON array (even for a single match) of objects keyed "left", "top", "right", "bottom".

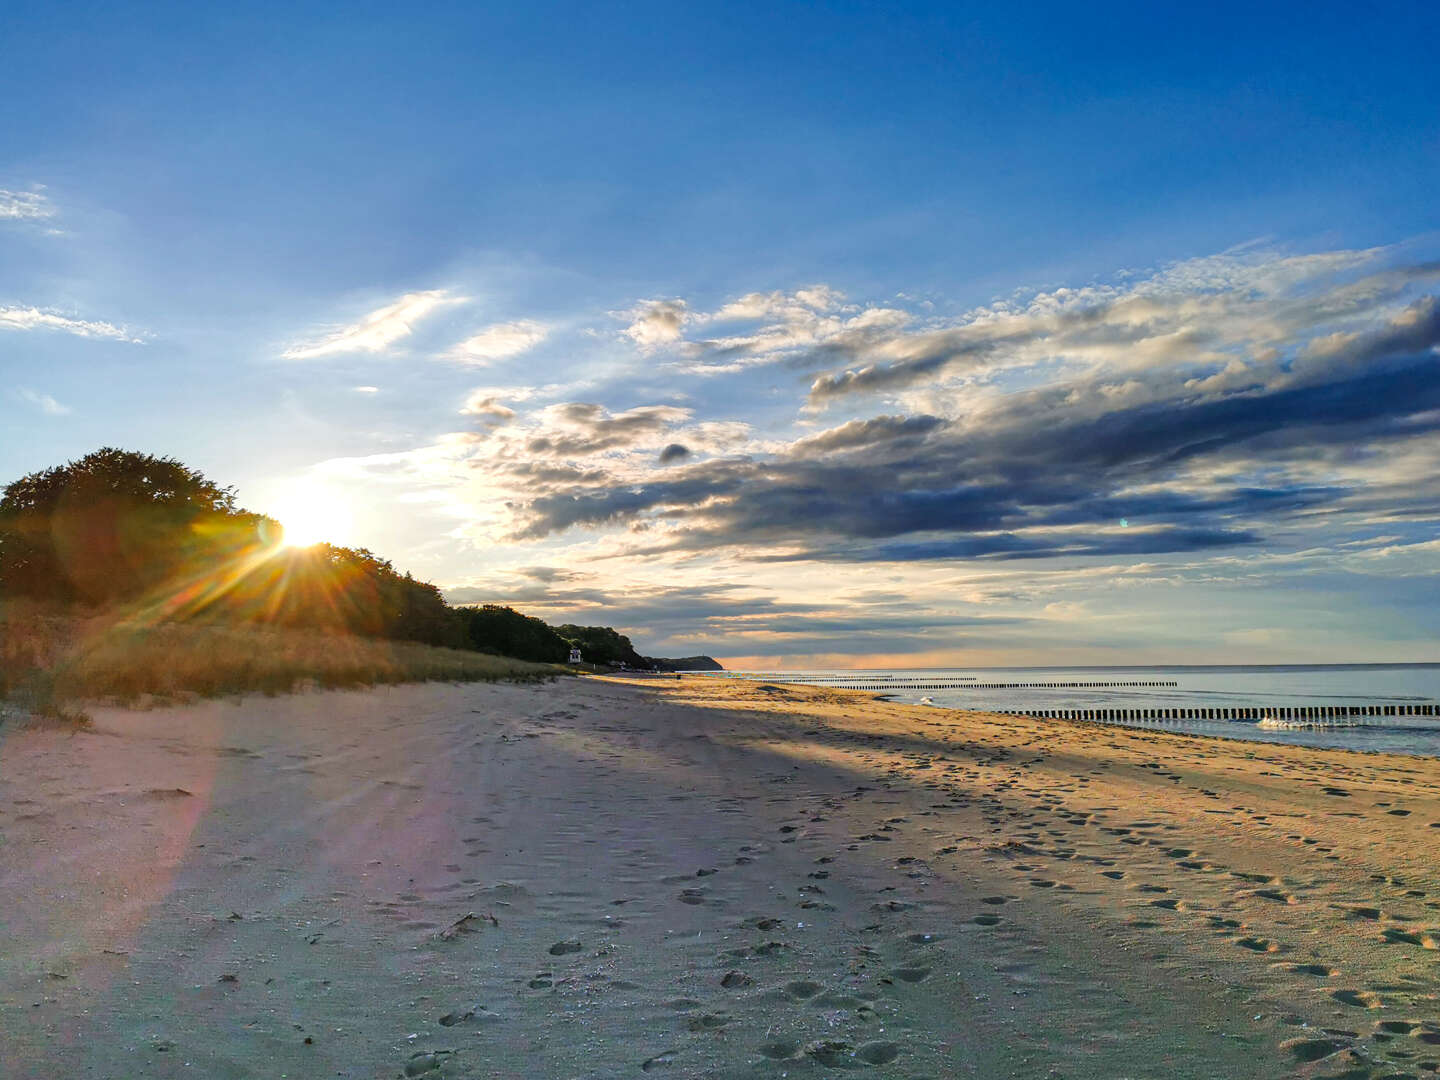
[{"left": 2, "top": 675, "right": 1437, "bottom": 1077}]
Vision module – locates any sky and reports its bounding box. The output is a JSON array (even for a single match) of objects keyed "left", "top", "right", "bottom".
[{"left": 2, "top": 1, "right": 1439, "bottom": 666}]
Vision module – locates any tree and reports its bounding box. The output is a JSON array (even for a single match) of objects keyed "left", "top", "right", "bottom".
[
  {"left": 460, "top": 605, "right": 571, "bottom": 662},
  {"left": 555, "top": 624, "right": 650, "bottom": 668},
  {"left": 0, "top": 448, "right": 265, "bottom": 604}
]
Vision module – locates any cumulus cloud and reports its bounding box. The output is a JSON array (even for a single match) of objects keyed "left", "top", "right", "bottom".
[
  {"left": 283, "top": 289, "right": 466, "bottom": 359},
  {"left": 0, "top": 189, "right": 53, "bottom": 220},
  {"left": 460, "top": 389, "right": 518, "bottom": 420},
  {"left": 622, "top": 299, "right": 689, "bottom": 349},
  {"left": 0, "top": 306, "right": 139, "bottom": 341},
  {"left": 522, "top": 402, "right": 692, "bottom": 456},
  {"left": 444, "top": 319, "right": 547, "bottom": 364}
]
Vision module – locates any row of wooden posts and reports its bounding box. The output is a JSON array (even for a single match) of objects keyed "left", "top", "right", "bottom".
[
  {"left": 800, "top": 680, "right": 1180, "bottom": 691},
  {"left": 999, "top": 703, "right": 1436, "bottom": 722}
]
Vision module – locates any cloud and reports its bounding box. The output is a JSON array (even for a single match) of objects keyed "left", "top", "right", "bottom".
[
  {"left": 0, "top": 189, "right": 53, "bottom": 221},
  {"left": 283, "top": 289, "right": 466, "bottom": 359},
  {"left": 492, "top": 255, "right": 1440, "bottom": 567},
  {"left": 521, "top": 402, "right": 692, "bottom": 456},
  {"left": 804, "top": 248, "right": 1440, "bottom": 402},
  {"left": 460, "top": 390, "right": 517, "bottom": 420},
  {"left": 444, "top": 319, "right": 547, "bottom": 364},
  {"left": 313, "top": 242, "right": 1440, "bottom": 684},
  {"left": 0, "top": 307, "right": 138, "bottom": 341},
  {"left": 353, "top": 385, "right": 380, "bottom": 393},
  {"left": 16, "top": 388, "right": 70, "bottom": 415},
  {"left": 622, "top": 299, "right": 689, "bottom": 349}
]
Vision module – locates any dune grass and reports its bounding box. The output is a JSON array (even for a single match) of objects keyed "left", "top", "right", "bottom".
[{"left": 0, "top": 605, "right": 561, "bottom": 719}]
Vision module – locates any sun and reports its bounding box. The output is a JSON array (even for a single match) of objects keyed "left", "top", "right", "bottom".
[{"left": 267, "top": 488, "right": 356, "bottom": 549}]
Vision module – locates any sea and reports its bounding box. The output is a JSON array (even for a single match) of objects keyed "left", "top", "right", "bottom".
[{"left": 696, "top": 664, "right": 1440, "bottom": 758}]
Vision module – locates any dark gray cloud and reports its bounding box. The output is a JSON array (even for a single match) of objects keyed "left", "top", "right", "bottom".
[
  {"left": 523, "top": 402, "right": 690, "bottom": 457},
  {"left": 502, "top": 294, "right": 1440, "bottom": 562},
  {"left": 658, "top": 442, "right": 690, "bottom": 464},
  {"left": 770, "top": 527, "right": 1264, "bottom": 563}
]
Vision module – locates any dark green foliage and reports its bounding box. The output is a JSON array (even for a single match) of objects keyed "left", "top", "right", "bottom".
[
  {"left": 556, "top": 624, "right": 648, "bottom": 668},
  {"left": 0, "top": 449, "right": 678, "bottom": 677},
  {"left": 459, "top": 605, "right": 571, "bottom": 663},
  {"left": 646, "top": 655, "right": 724, "bottom": 671},
  {"left": 0, "top": 449, "right": 463, "bottom": 649},
  {"left": 0, "top": 448, "right": 263, "bottom": 605}
]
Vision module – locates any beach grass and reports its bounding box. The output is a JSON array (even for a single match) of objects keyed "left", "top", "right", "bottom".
[{"left": 0, "top": 604, "right": 561, "bottom": 718}]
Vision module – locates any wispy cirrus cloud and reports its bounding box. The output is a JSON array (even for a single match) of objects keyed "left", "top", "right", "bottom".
[
  {"left": 443, "top": 319, "right": 548, "bottom": 364},
  {"left": 16, "top": 388, "right": 71, "bottom": 416},
  {"left": 0, "top": 306, "right": 139, "bottom": 341},
  {"left": 0, "top": 189, "right": 54, "bottom": 221},
  {"left": 283, "top": 289, "right": 467, "bottom": 359}
]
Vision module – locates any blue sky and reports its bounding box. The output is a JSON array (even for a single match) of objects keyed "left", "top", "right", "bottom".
[{"left": 3, "top": 2, "right": 1439, "bottom": 664}]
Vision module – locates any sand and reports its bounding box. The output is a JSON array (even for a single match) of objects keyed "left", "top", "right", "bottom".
[{"left": 2, "top": 676, "right": 1438, "bottom": 1078}]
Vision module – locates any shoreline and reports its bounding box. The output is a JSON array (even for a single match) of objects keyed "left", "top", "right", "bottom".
[
  {"left": 720, "top": 671, "right": 1440, "bottom": 760},
  {"left": 3, "top": 675, "right": 1437, "bottom": 1077}
]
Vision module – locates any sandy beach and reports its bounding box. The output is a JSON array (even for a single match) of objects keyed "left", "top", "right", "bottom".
[{"left": 3, "top": 675, "right": 1439, "bottom": 1078}]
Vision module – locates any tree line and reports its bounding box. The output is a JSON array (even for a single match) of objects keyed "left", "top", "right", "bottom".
[{"left": 0, "top": 448, "right": 666, "bottom": 667}]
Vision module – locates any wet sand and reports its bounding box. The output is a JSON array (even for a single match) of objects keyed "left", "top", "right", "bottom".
[{"left": 2, "top": 675, "right": 1438, "bottom": 1078}]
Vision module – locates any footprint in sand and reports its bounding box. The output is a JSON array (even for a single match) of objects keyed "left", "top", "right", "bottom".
[
  {"left": 1381, "top": 928, "right": 1439, "bottom": 948},
  {"left": 720, "top": 970, "right": 753, "bottom": 989},
  {"left": 973, "top": 914, "right": 1002, "bottom": 926},
  {"left": 1375, "top": 1020, "right": 1420, "bottom": 1034},
  {"left": 887, "top": 966, "right": 931, "bottom": 983},
  {"left": 1236, "top": 937, "right": 1280, "bottom": 953},
  {"left": 857, "top": 1041, "right": 901, "bottom": 1065},
  {"left": 1253, "top": 888, "right": 1298, "bottom": 905},
  {"left": 757, "top": 1040, "right": 802, "bottom": 1061},
  {"left": 804, "top": 1041, "right": 856, "bottom": 1066},
  {"left": 641, "top": 1050, "right": 678, "bottom": 1071},
  {"left": 548, "top": 940, "right": 584, "bottom": 955},
  {"left": 1281, "top": 1037, "right": 1346, "bottom": 1064},
  {"left": 686, "top": 1013, "right": 732, "bottom": 1031},
  {"left": 1332, "top": 989, "right": 1383, "bottom": 1009},
  {"left": 1280, "top": 962, "right": 1339, "bottom": 977}
]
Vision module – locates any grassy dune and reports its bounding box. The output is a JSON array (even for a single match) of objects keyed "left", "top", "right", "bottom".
[{"left": 0, "top": 606, "right": 561, "bottom": 718}]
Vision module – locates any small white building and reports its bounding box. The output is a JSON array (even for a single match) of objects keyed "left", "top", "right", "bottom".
[{"left": 568, "top": 646, "right": 583, "bottom": 665}]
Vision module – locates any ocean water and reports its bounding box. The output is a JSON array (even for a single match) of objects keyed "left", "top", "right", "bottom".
[{"left": 701, "top": 664, "right": 1440, "bottom": 757}]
